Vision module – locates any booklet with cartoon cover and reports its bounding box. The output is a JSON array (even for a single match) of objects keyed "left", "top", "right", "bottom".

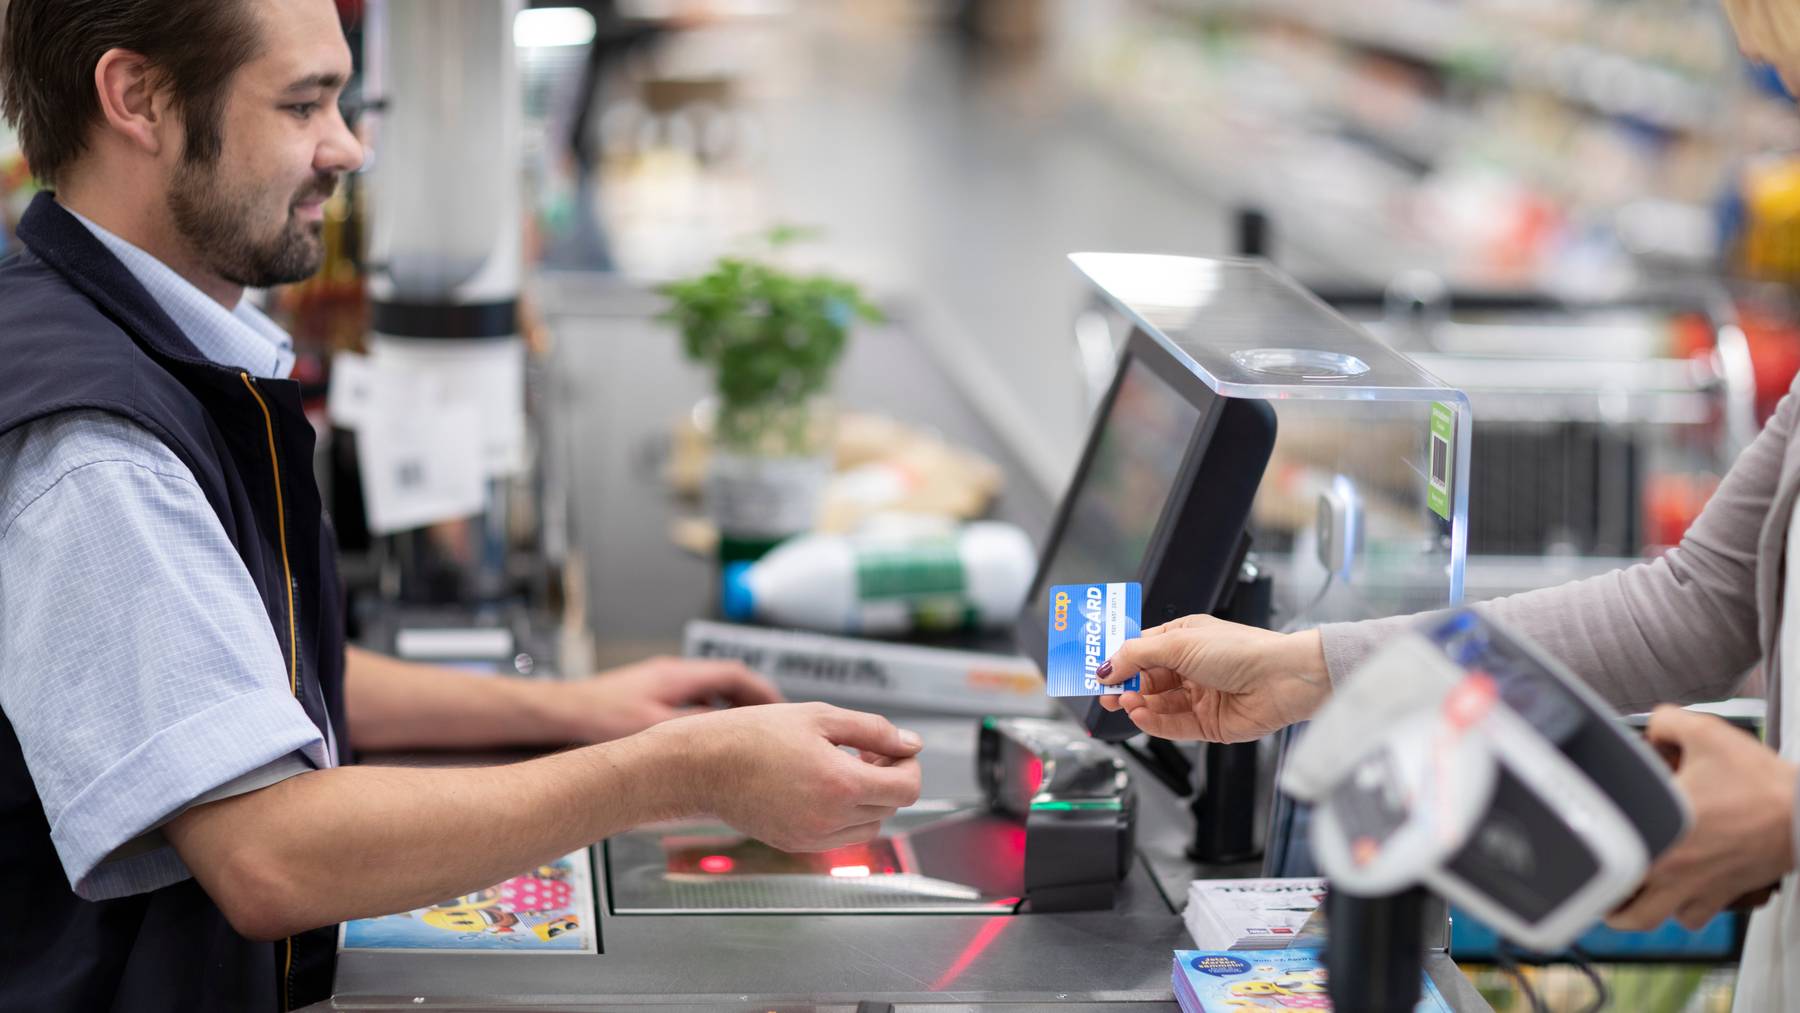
[
  {"left": 1172, "top": 949, "right": 1451, "bottom": 1011},
  {"left": 340, "top": 849, "right": 597, "bottom": 953}
]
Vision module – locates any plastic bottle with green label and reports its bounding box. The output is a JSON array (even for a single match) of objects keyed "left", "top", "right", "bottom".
[{"left": 720, "top": 521, "right": 1035, "bottom": 636}]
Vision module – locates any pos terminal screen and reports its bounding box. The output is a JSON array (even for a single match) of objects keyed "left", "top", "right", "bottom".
[
  {"left": 1018, "top": 335, "right": 1269, "bottom": 740},
  {"left": 1042, "top": 358, "right": 1202, "bottom": 588}
]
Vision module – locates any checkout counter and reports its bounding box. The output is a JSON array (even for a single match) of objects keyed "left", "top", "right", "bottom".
[{"left": 311, "top": 259, "right": 1495, "bottom": 1011}]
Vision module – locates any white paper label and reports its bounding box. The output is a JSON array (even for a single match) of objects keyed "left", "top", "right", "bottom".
[
  {"left": 326, "top": 350, "right": 376, "bottom": 429},
  {"left": 369, "top": 336, "right": 528, "bottom": 478},
  {"left": 706, "top": 452, "right": 830, "bottom": 538},
  {"left": 355, "top": 368, "right": 487, "bottom": 535}
]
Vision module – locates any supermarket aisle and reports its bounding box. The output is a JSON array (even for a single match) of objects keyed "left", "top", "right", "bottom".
[{"left": 742, "top": 13, "right": 1339, "bottom": 484}]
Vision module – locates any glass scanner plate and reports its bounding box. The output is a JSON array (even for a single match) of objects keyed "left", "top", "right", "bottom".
[{"left": 606, "top": 804, "right": 1024, "bottom": 914}]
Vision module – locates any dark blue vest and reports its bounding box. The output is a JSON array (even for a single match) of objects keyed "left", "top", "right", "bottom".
[{"left": 0, "top": 193, "right": 349, "bottom": 1011}]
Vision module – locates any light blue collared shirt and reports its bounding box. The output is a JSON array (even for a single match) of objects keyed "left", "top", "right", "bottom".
[
  {"left": 67, "top": 208, "right": 298, "bottom": 378},
  {"left": 0, "top": 209, "right": 329, "bottom": 901}
]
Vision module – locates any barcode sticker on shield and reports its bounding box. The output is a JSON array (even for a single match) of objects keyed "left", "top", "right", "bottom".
[{"left": 1427, "top": 403, "right": 1454, "bottom": 521}]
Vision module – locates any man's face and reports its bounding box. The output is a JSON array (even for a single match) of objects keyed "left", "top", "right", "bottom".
[{"left": 166, "top": 0, "right": 362, "bottom": 290}]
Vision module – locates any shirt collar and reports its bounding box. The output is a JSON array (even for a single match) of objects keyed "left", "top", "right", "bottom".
[{"left": 65, "top": 209, "right": 296, "bottom": 380}]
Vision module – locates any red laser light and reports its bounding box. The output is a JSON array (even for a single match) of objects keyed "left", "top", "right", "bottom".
[{"left": 930, "top": 916, "right": 1014, "bottom": 991}]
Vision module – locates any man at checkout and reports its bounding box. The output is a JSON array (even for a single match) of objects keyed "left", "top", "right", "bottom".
[
  {"left": 1097, "top": 10, "right": 1800, "bottom": 1007},
  {"left": 0, "top": 2, "right": 923, "bottom": 1010}
]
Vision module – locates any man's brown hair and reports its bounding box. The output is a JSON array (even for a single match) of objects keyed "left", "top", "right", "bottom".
[{"left": 0, "top": 0, "right": 264, "bottom": 186}]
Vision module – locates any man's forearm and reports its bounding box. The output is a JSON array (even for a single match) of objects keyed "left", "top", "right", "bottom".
[
  {"left": 344, "top": 645, "right": 574, "bottom": 752},
  {"left": 166, "top": 729, "right": 692, "bottom": 940}
]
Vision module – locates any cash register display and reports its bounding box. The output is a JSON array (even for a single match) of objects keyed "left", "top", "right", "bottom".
[{"left": 1045, "top": 361, "right": 1204, "bottom": 586}]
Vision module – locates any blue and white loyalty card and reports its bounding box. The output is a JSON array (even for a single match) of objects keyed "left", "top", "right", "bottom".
[{"left": 1047, "top": 582, "right": 1141, "bottom": 697}]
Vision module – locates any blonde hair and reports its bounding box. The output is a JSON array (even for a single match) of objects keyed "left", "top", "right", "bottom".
[{"left": 1724, "top": 0, "right": 1800, "bottom": 75}]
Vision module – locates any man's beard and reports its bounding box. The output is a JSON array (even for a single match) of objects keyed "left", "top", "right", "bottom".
[{"left": 167, "top": 159, "right": 336, "bottom": 289}]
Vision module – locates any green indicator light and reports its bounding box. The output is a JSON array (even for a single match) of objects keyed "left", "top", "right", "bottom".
[{"left": 1029, "top": 800, "right": 1120, "bottom": 812}]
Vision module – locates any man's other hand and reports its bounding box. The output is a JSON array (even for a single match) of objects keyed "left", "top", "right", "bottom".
[{"left": 557, "top": 656, "right": 782, "bottom": 743}]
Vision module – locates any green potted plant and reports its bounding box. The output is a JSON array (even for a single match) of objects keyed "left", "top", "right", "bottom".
[{"left": 659, "top": 227, "right": 882, "bottom": 561}]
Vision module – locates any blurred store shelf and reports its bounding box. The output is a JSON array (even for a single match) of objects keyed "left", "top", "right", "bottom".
[{"left": 1054, "top": 0, "right": 1800, "bottom": 299}]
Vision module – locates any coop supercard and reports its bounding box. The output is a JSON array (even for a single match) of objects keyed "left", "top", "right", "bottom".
[{"left": 1046, "top": 582, "right": 1141, "bottom": 697}]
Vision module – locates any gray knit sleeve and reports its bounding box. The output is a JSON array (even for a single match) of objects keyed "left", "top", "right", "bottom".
[{"left": 1316, "top": 376, "right": 1797, "bottom": 714}]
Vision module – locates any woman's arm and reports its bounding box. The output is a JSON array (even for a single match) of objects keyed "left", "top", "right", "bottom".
[{"left": 1321, "top": 376, "right": 1798, "bottom": 712}]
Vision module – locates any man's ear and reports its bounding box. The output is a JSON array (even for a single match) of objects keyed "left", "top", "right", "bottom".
[{"left": 92, "top": 49, "right": 170, "bottom": 158}]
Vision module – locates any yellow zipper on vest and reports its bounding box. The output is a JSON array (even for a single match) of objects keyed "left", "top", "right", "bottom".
[
  {"left": 237, "top": 373, "right": 298, "bottom": 697},
  {"left": 238, "top": 372, "right": 300, "bottom": 1010}
]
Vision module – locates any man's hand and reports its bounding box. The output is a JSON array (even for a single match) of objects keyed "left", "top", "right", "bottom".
[
  {"left": 651, "top": 702, "right": 925, "bottom": 852},
  {"left": 554, "top": 656, "right": 783, "bottom": 743},
  {"left": 1608, "top": 706, "right": 1798, "bottom": 931},
  {"left": 168, "top": 701, "right": 922, "bottom": 939},
  {"left": 1093, "top": 615, "right": 1331, "bottom": 743}
]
